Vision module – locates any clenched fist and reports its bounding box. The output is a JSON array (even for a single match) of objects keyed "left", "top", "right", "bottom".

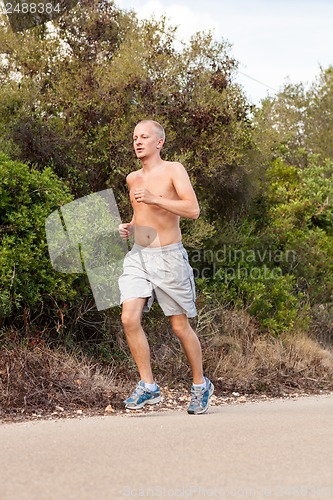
[
  {"left": 134, "top": 188, "right": 157, "bottom": 205},
  {"left": 118, "top": 222, "right": 133, "bottom": 240}
]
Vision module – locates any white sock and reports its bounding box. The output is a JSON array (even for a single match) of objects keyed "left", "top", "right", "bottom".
[
  {"left": 193, "top": 381, "right": 206, "bottom": 390},
  {"left": 144, "top": 382, "right": 157, "bottom": 392}
]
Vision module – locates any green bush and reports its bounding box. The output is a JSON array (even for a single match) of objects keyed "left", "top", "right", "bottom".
[
  {"left": 0, "top": 153, "right": 79, "bottom": 321},
  {"left": 193, "top": 156, "right": 333, "bottom": 335},
  {"left": 198, "top": 257, "right": 300, "bottom": 335},
  {"left": 198, "top": 155, "right": 333, "bottom": 335},
  {"left": 264, "top": 157, "right": 333, "bottom": 303}
]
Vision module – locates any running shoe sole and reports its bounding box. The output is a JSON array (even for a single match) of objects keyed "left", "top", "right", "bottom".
[{"left": 125, "top": 395, "right": 161, "bottom": 410}]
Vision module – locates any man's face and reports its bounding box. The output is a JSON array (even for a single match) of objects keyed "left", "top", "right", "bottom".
[{"left": 133, "top": 123, "right": 163, "bottom": 159}]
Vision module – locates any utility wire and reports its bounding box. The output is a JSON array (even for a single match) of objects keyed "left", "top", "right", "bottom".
[
  {"left": 155, "top": 23, "right": 280, "bottom": 94},
  {"left": 237, "top": 70, "right": 279, "bottom": 93}
]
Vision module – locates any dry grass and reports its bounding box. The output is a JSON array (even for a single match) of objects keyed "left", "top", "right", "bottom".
[
  {"left": 197, "top": 303, "right": 333, "bottom": 395},
  {"left": 1, "top": 301, "right": 333, "bottom": 420},
  {"left": 0, "top": 345, "right": 123, "bottom": 418},
  {"left": 309, "top": 303, "right": 333, "bottom": 347},
  {"left": 137, "top": 301, "right": 333, "bottom": 395}
]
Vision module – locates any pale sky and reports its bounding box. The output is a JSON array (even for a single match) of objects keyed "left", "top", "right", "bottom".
[{"left": 115, "top": 0, "right": 333, "bottom": 104}]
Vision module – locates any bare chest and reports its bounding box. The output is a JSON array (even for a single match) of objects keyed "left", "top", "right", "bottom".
[{"left": 129, "top": 171, "right": 177, "bottom": 205}]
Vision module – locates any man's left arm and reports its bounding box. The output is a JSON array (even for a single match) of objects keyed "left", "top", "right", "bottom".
[{"left": 134, "top": 163, "right": 200, "bottom": 219}]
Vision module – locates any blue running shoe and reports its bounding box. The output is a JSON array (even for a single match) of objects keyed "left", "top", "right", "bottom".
[
  {"left": 124, "top": 381, "right": 161, "bottom": 410},
  {"left": 187, "top": 376, "right": 214, "bottom": 415}
]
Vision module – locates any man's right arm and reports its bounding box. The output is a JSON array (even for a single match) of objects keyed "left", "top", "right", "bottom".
[{"left": 118, "top": 173, "right": 135, "bottom": 239}]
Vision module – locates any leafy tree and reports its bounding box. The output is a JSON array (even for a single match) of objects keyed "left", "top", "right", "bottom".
[
  {"left": 0, "top": 0, "right": 255, "bottom": 233},
  {"left": 253, "top": 66, "right": 333, "bottom": 170},
  {"left": 304, "top": 67, "right": 333, "bottom": 161}
]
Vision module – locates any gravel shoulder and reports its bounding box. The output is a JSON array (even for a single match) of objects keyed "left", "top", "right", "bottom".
[{"left": 1, "top": 385, "right": 333, "bottom": 425}]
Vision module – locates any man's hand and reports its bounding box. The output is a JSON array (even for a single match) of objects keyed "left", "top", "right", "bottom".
[
  {"left": 118, "top": 222, "right": 133, "bottom": 240},
  {"left": 134, "top": 188, "right": 157, "bottom": 205}
]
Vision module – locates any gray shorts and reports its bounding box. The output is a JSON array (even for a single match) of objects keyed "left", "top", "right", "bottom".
[{"left": 118, "top": 242, "right": 197, "bottom": 318}]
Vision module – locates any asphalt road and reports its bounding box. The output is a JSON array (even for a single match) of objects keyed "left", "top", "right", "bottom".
[{"left": 1, "top": 395, "right": 333, "bottom": 500}]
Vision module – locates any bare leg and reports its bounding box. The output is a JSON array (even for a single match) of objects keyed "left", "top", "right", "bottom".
[
  {"left": 121, "top": 298, "right": 155, "bottom": 384},
  {"left": 169, "top": 314, "right": 205, "bottom": 385}
]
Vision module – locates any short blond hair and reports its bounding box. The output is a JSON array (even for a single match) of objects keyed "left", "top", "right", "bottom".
[{"left": 137, "top": 120, "right": 165, "bottom": 141}]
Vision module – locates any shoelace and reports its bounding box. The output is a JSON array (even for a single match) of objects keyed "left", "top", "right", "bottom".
[
  {"left": 190, "top": 386, "right": 205, "bottom": 403},
  {"left": 132, "top": 383, "right": 152, "bottom": 397}
]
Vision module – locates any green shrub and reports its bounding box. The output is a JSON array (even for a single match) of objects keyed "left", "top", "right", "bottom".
[
  {"left": 201, "top": 262, "right": 300, "bottom": 335},
  {"left": 265, "top": 158, "right": 333, "bottom": 303},
  {"left": 0, "top": 153, "right": 79, "bottom": 321},
  {"left": 203, "top": 156, "right": 333, "bottom": 334}
]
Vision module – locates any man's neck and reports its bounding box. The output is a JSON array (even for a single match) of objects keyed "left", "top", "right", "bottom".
[{"left": 140, "top": 155, "right": 163, "bottom": 172}]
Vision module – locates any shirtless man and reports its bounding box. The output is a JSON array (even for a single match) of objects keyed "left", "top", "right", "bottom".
[{"left": 118, "top": 120, "right": 214, "bottom": 414}]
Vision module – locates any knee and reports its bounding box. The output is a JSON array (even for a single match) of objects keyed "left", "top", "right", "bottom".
[
  {"left": 172, "top": 325, "right": 184, "bottom": 339},
  {"left": 170, "top": 317, "right": 189, "bottom": 339},
  {"left": 121, "top": 311, "right": 141, "bottom": 331}
]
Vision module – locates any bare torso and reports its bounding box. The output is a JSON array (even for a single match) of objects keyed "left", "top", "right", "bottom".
[{"left": 128, "top": 161, "right": 182, "bottom": 247}]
